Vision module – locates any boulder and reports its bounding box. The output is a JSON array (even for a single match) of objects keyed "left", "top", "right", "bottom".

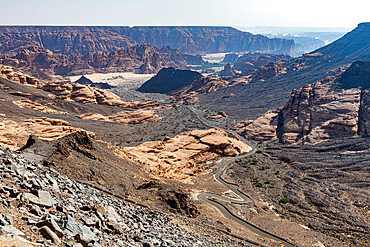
[{"left": 39, "top": 226, "right": 62, "bottom": 244}]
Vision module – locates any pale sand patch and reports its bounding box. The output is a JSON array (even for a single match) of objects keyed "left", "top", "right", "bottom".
[{"left": 202, "top": 53, "right": 229, "bottom": 63}]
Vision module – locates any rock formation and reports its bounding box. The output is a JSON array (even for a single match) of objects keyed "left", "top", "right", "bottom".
[
  {"left": 230, "top": 120, "right": 253, "bottom": 130},
  {"left": 78, "top": 110, "right": 161, "bottom": 124},
  {"left": 249, "top": 62, "right": 287, "bottom": 81},
  {"left": 13, "top": 100, "right": 68, "bottom": 115},
  {"left": 233, "top": 53, "right": 291, "bottom": 75},
  {"left": 42, "top": 80, "right": 163, "bottom": 109},
  {"left": 242, "top": 61, "right": 370, "bottom": 143},
  {"left": 75, "top": 75, "right": 115, "bottom": 89},
  {"left": 219, "top": 63, "right": 240, "bottom": 77},
  {"left": 0, "top": 65, "right": 42, "bottom": 87},
  {"left": 75, "top": 75, "right": 93, "bottom": 85},
  {"left": 242, "top": 110, "right": 280, "bottom": 141},
  {"left": 208, "top": 111, "right": 228, "bottom": 119},
  {"left": 138, "top": 67, "right": 229, "bottom": 97},
  {"left": 116, "top": 128, "right": 251, "bottom": 182},
  {"left": 0, "top": 44, "right": 206, "bottom": 79},
  {"left": 222, "top": 53, "right": 239, "bottom": 64},
  {"left": 0, "top": 117, "right": 92, "bottom": 150}
]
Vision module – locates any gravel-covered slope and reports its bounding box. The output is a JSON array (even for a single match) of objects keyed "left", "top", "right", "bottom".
[{"left": 0, "top": 146, "right": 249, "bottom": 247}]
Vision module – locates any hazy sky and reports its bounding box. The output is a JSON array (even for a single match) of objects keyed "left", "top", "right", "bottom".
[{"left": 1, "top": 0, "right": 368, "bottom": 29}]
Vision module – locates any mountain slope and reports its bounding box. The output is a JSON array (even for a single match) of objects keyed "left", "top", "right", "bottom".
[
  {"left": 138, "top": 67, "right": 230, "bottom": 97},
  {"left": 199, "top": 22, "right": 370, "bottom": 120}
]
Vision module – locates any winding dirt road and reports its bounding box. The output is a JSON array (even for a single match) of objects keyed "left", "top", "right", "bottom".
[{"left": 188, "top": 106, "right": 296, "bottom": 247}]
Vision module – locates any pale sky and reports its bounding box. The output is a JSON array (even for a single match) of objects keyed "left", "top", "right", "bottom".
[{"left": 0, "top": 0, "right": 368, "bottom": 29}]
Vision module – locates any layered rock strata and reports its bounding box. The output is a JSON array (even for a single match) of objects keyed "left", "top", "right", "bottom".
[
  {"left": 0, "top": 117, "right": 92, "bottom": 150},
  {"left": 78, "top": 110, "right": 161, "bottom": 124},
  {"left": 242, "top": 61, "right": 370, "bottom": 143}
]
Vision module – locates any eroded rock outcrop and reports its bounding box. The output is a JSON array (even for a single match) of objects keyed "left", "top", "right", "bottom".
[
  {"left": 116, "top": 128, "right": 251, "bottom": 182},
  {"left": 13, "top": 100, "right": 68, "bottom": 115},
  {"left": 78, "top": 110, "right": 161, "bottom": 124},
  {"left": 42, "top": 80, "right": 163, "bottom": 109},
  {"left": 0, "top": 65, "right": 42, "bottom": 87},
  {"left": 233, "top": 53, "right": 291, "bottom": 75},
  {"left": 0, "top": 117, "right": 92, "bottom": 150},
  {"left": 242, "top": 110, "right": 280, "bottom": 141},
  {"left": 249, "top": 62, "right": 287, "bottom": 81},
  {"left": 219, "top": 63, "right": 240, "bottom": 77},
  {"left": 242, "top": 61, "right": 370, "bottom": 143},
  {"left": 1, "top": 44, "right": 206, "bottom": 79}
]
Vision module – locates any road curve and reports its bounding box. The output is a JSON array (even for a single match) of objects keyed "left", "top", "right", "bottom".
[{"left": 187, "top": 106, "right": 296, "bottom": 247}]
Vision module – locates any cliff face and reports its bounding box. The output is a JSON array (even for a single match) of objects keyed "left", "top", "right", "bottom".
[
  {"left": 0, "top": 43, "right": 205, "bottom": 77},
  {"left": 0, "top": 26, "right": 134, "bottom": 55},
  {"left": 242, "top": 60, "right": 370, "bottom": 144},
  {"left": 0, "top": 26, "right": 294, "bottom": 56},
  {"left": 276, "top": 80, "right": 362, "bottom": 144},
  {"left": 125, "top": 26, "right": 295, "bottom": 55}
]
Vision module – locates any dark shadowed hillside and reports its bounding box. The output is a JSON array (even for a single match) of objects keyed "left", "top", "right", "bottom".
[{"left": 138, "top": 68, "right": 203, "bottom": 94}]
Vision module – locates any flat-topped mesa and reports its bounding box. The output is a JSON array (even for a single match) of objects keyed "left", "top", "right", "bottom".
[
  {"left": 0, "top": 26, "right": 295, "bottom": 56},
  {"left": 1, "top": 43, "right": 206, "bottom": 80},
  {"left": 115, "top": 128, "right": 251, "bottom": 182}
]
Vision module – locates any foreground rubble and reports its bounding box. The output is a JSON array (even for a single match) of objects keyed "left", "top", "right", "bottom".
[{"left": 0, "top": 146, "right": 248, "bottom": 246}]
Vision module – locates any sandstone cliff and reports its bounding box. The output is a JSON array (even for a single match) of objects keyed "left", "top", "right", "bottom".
[
  {"left": 1, "top": 44, "right": 206, "bottom": 78},
  {"left": 0, "top": 26, "right": 295, "bottom": 56},
  {"left": 242, "top": 61, "right": 370, "bottom": 144}
]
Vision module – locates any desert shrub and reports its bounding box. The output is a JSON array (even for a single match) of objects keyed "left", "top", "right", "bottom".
[{"left": 279, "top": 198, "right": 290, "bottom": 204}]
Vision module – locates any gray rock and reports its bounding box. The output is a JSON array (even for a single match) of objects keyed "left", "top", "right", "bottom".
[
  {"left": 37, "top": 191, "right": 53, "bottom": 208},
  {"left": 0, "top": 225, "right": 25, "bottom": 236},
  {"left": 10, "top": 163, "right": 26, "bottom": 176},
  {"left": 75, "top": 225, "right": 97, "bottom": 246},
  {"left": 22, "top": 192, "right": 53, "bottom": 208},
  {"left": 84, "top": 215, "right": 100, "bottom": 227},
  {"left": 106, "top": 206, "right": 122, "bottom": 223},
  {"left": 0, "top": 215, "right": 9, "bottom": 226},
  {"left": 61, "top": 214, "right": 82, "bottom": 237},
  {"left": 37, "top": 215, "right": 64, "bottom": 237},
  {"left": 39, "top": 226, "right": 62, "bottom": 244}
]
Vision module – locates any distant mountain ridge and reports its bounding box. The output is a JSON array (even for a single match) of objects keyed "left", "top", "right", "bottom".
[{"left": 0, "top": 26, "right": 294, "bottom": 56}]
